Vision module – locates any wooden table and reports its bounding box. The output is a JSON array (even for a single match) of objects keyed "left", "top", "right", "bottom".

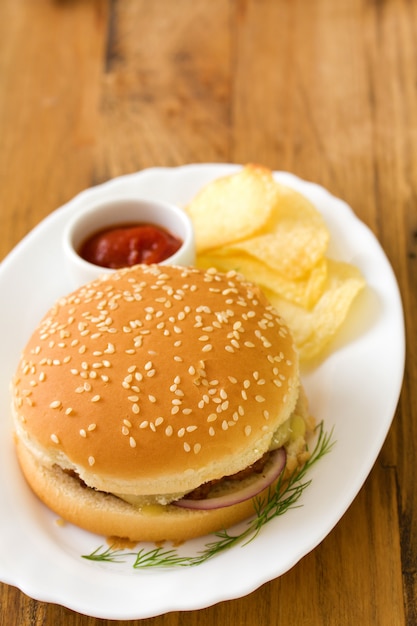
[{"left": 0, "top": 1, "right": 415, "bottom": 624}]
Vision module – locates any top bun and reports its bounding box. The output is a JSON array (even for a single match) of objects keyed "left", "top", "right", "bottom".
[{"left": 12, "top": 264, "right": 299, "bottom": 498}]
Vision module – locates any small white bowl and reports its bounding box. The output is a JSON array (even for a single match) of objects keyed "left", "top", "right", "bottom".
[{"left": 63, "top": 198, "right": 195, "bottom": 288}]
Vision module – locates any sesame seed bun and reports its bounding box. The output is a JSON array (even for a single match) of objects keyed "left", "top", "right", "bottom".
[{"left": 12, "top": 264, "right": 305, "bottom": 542}]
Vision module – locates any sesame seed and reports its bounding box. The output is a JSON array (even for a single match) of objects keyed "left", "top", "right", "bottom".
[
  {"left": 88, "top": 423, "right": 97, "bottom": 431},
  {"left": 50, "top": 434, "right": 60, "bottom": 444},
  {"left": 139, "top": 421, "right": 148, "bottom": 429},
  {"left": 129, "top": 437, "right": 137, "bottom": 448},
  {"left": 193, "top": 443, "right": 201, "bottom": 454},
  {"left": 244, "top": 425, "right": 252, "bottom": 437},
  {"left": 80, "top": 429, "right": 87, "bottom": 438},
  {"left": 65, "top": 408, "right": 73, "bottom": 415},
  {"left": 255, "top": 395, "right": 266, "bottom": 403},
  {"left": 91, "top": 395, "right": 101, "bottom": 402},
  {"left": 183, "top": 442, "right": 191, "bottom": 452},
  {"left": 201, "top": 344, "right": 212, "bottom": 352},
  {"left": 49, "top": 400, "right": 61, "bottom": 409},
  {"left": 165, "top": 425, "right": 173, "bottom": 436},
  {"left": 132, "top": 403, "right": 140, "bottom": 414},
  {"left": 88, "top": 456, "right": 95, "bottom": 466}
]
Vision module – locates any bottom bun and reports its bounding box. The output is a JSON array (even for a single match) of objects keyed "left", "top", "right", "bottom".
[{"left": 16, "top": 439, "right": 288, "bottom": 543}]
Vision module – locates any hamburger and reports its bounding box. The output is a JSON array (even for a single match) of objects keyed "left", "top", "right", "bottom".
[{"left": 11, "top": 264, "right": 314, "bottom": 543}]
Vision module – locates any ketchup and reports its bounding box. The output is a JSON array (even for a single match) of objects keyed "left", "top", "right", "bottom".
[{"left": 79, "top": 223, "right": 182, "bottom": 269}]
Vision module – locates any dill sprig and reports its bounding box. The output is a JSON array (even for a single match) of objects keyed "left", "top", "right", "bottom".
[
  {"left": 82, "top": 422, "right": 334, "bottom": 568},
  {"left": 83, "top": 544, "right": 129, "bottom": 563}
]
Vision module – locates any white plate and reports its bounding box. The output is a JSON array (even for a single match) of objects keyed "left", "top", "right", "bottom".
[{"left": 0, "top": 164, "right": 405, "bottom": 619}]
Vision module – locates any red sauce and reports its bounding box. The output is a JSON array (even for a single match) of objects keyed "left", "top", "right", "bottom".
[{"left": 79, "top": 223, "right": 182, "bottom": 269}]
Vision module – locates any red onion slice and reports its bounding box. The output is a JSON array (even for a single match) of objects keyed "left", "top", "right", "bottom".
[{"left": 174, "top": 448, "right": 286, "bottom": 511}]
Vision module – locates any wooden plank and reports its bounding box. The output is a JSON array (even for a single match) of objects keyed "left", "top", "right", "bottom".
[
  {"left": 94, "top": 0, "right": 232, "bottom": 180},
  {"left": 0, "top": 0, "right": 109, "bottom": 261}
]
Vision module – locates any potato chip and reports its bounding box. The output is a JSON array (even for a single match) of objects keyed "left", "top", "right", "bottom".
[
  {"left": 221, "top": 183, "right": 329, "bottom": 279},
  {"left": 196, "top": 251, "right": 328, "bottom": 309},
  {"left": 186, "top": 165, "right": 367, "bottom": 361},
  {"left": 186, "top": 164, "right": 280, "bottom": 252},
  {"left": 263, "top": 260, "right": 366, "bottom": 361}
]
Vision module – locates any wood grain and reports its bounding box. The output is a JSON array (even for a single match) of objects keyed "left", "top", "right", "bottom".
[{"left": 0, "top": 0, "right": 415, "bottom": 624}]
